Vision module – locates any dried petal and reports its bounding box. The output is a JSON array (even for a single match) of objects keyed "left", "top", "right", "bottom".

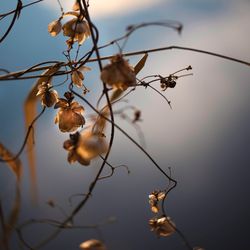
[
  {"left": 55, "top": 109, "right": 85, "bottom": 132},
  {"left": 54, "top": 99, "right": 69, "bottom": 109},
  {"left": 62, "top": 18, "right": 90, "bottom": 45},
  {"left": 100, "top": 54, "right": 136, "bottom": 90},
  {"left": 151, "top": 205, "right": 159, "bottom": 213},
  {"left": 149, "top": 216, "right": 175, "bottom": 237},
  {"left": 72, "top": 1, "right": 80, "bottom": 11},
  {"left": 79, "top": 239, "right": 106, "bottom": 250},
  {"left": 41, "top": 89, "right": 58, "bottom": 107},
  {"left": 157, "top": 191, "right": 166, "bottom": 200},
  {"left": 72, "top": 70, "right": 84, "bottom": 87},
  {"left": 76, "top": 131, "right": 107, "bottom": 161},
  {"left": 48, "top": 20, "right": 62, "bottom": 37},
  {"left": 71, "top": 101, "right": 84, "bottom": 113}
]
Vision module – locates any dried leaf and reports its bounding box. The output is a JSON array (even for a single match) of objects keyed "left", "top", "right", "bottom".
[
  {"left": 0, "top": 143, "right": 22, "bottom": 181},
  {"left": 24, "top": 64, "right": 61, "bottom": 199},
  {"left": 0, "top": 184, "right": 21, "bottom": 248},
  {"left": 6, "top": 184, "right": 21, "bottom": 240},
  {"left": 0, "top": 143, "right": 22, "bottom": 247},
  {"left": 134, "top": 53, "right": 148, "bottom": 75},
  {"left": 110, "top": 88, "right": 123, "bottom": 103}
]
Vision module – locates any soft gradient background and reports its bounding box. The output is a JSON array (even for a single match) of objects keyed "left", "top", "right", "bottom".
[{"left": 0, "top": 0, "right": 250, "bottom": 249}]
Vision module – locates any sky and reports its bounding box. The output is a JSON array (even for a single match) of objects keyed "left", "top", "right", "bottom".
[{"left": 0, "top": 0, "right": 250, "bottom": 250}]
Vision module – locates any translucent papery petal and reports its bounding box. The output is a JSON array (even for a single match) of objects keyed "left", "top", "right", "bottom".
[
  {"left": 157, "top": 217, "right": 175, "bottom": 237},
  {"left": 54, "top": 113, "right": 59, "bottom": 124},
  {"left": 76, "top": 155, "right": 90, "bottom": 166},
  {"left": 100, "top": 56, "right": 136, "bottom": 90},
  {"left": 149, "top": 217, "right": 175, "bottom": 237},
  {"left": 63, "top": 19, "right": 90, "bottom": 44},
  {"left": 57, "top": 110, "right": 85, "bottom": 132},
  {"left": 68, "top": 150, "right": 78, "bottom": 163},
  {"left": 79, "top": 239, "right": 107, "bottom": 250},
  {"left": 54, "top": 99, "right": 68, "bottom": 109},
  {"left": 70, "top": 101, "right": 84, "bottom": 113},
  {"left": 63, "top": 18, "right": 77, "bottom": 37},
  {"left": 72, "top": 21, "right": 88, "bottom": 34},
  {"left": 157, "top": 192, "right": 166, "bottom": 200},
  {"left": 72, "top": 1, "right": 80, "bottom": 11},
  {"left": 76, "top": 131, "right": 107, "bottom": 161},
  {"left": 72, "top": 70, "right": 84, "bottom": 87},
  {"left": 63, "top": 11, "right": 79, "bottom": 18},
  {"left": 36, "top": 88, "right": 45, "bottom": 96},
  {"left": 48, "top": 20, "right": 62, "bottom": 37},
  {"left": 75, "top": 33, "right": 88, "bottom": 45},
  {"left": 63, "top": 139, "right": 74, "bottom": 151},
  {"left": 41, "top": 91, "right": 58, "bottom": 107},
  {"left": 151, "top": 205, "right": 159, "bottom": 213},
  {"left": 79, "top": 65, "right": 91, "bottom": 72}
]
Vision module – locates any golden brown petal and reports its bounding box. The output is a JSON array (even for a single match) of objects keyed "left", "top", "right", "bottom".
[
  {"left": 100, "top": 55, "right": 136, "bottom": 90},
  {"left": 48, "top": 20, "right": 62, "bottom": 37},
  {"left": 63, "top": 139, "right": 74, "bottom": 151},
  {"left": 70, "top": 101, "right": 84, "bottom": 113},
  {"left": 149, "top": 217, "right": 175, "bottom": 237},
  {"left": 68, "top": 150, "right": 78, "bottom": 163},
  {"left": 151, "top": 205, "right": 159, "bottom": 213},
  {"left": 54, "top": 99, "right": 68, "bottom": 109},
  {"left": 72, "top": 1, "right": 80, "bottom": 11},
  {"left": 41, "top": 90, "right": 58, "bottom": 107},
  {"left": 72, "top": 70, "right": 84, "bottom": 87},
  {"left": 56, "top": 109, "right": 85, "bottom": 132},
  {"left": 76, "top": 131, "right": 107, "bottom": 161},
  {"left": 79, "top": 239, "right": 106, "bottom": 250}
]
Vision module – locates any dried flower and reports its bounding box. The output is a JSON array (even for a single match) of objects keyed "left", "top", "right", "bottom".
[
  {"left": 48, "top": 19, "right": 62, "bottom": 37},
  {"left": 72, "top": 1, "right": 80, "bottom": 11},
  {"left": 79, "top": 239, "right": 106, "bottom": 250},
  {"left": 63, "top": 132, "right": 90, "bottom": 165},
  {"left": 54, "top": 92, "right": 85, "bottom": 132},
  {"left": 148, "top": 190, "right": 166, "bottom": 213},
  {"left": 149, "top": 216, "right": 175, "bottom": 237},
  {"left": 77, "top": 130, "right": 107, "bottom": 161},
  {"left": 100, "top": 54, "right": 136, "bottom": 91},
  {"left": 36, "top": 82, "right": 58, "bottom": 107},
  {"left": 71, "top": 66, "right": 91, "bottom": 88},
  {"left": 62, "top": 18, "right": 90, "bottom": 45},
  {"left": 63, "top": 130, "right": 107, "bottom": 166}
]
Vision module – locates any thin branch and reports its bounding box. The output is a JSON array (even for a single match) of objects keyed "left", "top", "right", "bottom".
[{"left": 1, "top": 45, "right": 249, "bottom": 81}]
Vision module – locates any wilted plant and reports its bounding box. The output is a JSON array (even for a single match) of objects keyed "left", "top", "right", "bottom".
[{"left": 0, "top": 0, "right": 249, "bottom": 250}]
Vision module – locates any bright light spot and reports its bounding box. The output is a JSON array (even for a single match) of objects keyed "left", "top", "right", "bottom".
[{"left": 42, "top": 0, "right": 165, "bottom": 18}]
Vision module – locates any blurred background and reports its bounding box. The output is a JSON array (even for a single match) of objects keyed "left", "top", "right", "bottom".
[{"left": 0, "top": 0, "right": 250, "bottom": 249}]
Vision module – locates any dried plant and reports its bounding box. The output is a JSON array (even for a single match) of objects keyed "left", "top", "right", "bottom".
[{"left": 0, "top": 1, "right": 249, "bottom": 250}]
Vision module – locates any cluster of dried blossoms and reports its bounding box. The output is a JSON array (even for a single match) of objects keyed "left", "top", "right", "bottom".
[
  {"left": 148, "top": 190, "right": 175, "bottom": 237},
  {"left": 40, "top": 0, "right": 138, "bottom": 167},
  {"left": 48, "top": 2, "right": 90, "bottom": 49},
  {"left": 35, "top": 1, "right": 192, "bottom": 249}
]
